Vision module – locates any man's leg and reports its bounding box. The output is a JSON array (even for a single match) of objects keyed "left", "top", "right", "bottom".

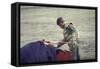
[
  {"left": 69, "top": 43, "right": 80, "bottom": 61},
  {"left": 73, "top": 46, "right": 80, "bottom": 60}
]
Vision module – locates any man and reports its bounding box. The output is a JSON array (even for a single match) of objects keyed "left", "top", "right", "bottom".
[{"left": 56, "top": 17, "right": 80, "bottom": 60}]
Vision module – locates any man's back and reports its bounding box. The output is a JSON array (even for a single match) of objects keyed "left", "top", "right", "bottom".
[{"left": 63, "top": 23, "right": 77, "bottom": 43}]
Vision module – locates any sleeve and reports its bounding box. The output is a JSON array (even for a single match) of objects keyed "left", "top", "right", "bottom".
[
  {"left": 63, "top": 25, "right": 77, "bottom": 41},
  {"left": 63, "top": 28, "right": 72, "bottom": 41}
]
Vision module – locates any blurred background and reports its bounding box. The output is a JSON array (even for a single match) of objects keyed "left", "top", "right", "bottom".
[{"left": 20, "top": 6, "right": 95, "bottom": 60}]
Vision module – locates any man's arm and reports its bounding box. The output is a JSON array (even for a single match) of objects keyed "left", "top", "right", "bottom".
[{"left": 57, "top": 38, "right": 67, "bottom": 48}]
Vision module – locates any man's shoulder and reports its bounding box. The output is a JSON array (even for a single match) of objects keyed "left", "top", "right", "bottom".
[
  {"left": 64, "top": 23, "right": 68, "bottom": 28},
  {"left": 66, "top": 23, "right": 77, "bottom": 32}
]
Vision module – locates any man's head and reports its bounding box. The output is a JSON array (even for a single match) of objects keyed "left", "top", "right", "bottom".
[{"left": 56, "top": 17, "right": 65, "bottom": 29}]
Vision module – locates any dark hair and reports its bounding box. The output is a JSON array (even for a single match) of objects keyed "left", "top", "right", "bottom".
[{"left": 56, "top": 17, "right": 64, "bottom": 25}]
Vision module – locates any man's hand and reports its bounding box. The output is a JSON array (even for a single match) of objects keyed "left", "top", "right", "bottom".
[
  {"left": 57, "top": 40, "right": 66, "bottom": 48},
  {"left": 42, "top": 39, "right": 54, "bottom": 46}
]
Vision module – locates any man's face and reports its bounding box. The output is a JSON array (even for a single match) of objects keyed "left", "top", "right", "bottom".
[
  {"left": 59, "top": 19, "right": 64, "bottom": 28},
  {"left": 58, "top": 22, "right": 65, "bottom": 29}
]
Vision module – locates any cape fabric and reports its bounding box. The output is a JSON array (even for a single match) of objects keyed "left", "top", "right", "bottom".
[
  {"left": 20, "top": 41, "right": 57, "bottom": 64},
  {"left": 20, "top": 41, "right": 72, "bottom": 64}
]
